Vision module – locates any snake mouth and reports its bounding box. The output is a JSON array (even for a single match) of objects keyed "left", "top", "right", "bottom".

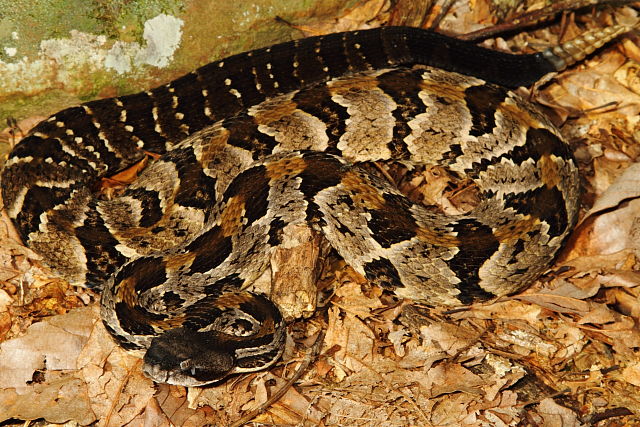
[
  {"left": 142, "top": 361, "right": 172, "bottom": 385},
  {"left": 142, "top": 359, "right": 233, "bottom": 387}
]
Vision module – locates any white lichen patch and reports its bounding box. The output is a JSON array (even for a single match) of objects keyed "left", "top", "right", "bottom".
[
  {"left": 104, "top": 41, "right": 136, "bottom": 75},
  {"left": 135, "top": 14, "right": 184, "bottom": 68},
  {"left": 41, "top": 31, "right": 109, "bottom": 79},
  {"left": 0, "top": 14, "right": 184, "bottom": 97},
  {"left": 105, "top": 14, "right": 184, "bottom": 73}
]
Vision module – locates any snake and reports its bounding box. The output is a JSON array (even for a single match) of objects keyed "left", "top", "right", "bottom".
[{"left": 1, "top": 25, "right": 627, "bottom": 386}]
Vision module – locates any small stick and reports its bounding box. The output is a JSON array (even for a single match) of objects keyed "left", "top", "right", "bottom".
[
  {"left": 428, "top": 0, "right": 458, "bottom": 30},
  {"left": 458, "top": 0, "right": 636, "bottom": 42},
  {"left": 230, "top": 329, "right": 326, "bottom": 427}
]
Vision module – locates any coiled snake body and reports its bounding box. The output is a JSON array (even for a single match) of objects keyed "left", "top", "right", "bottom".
[{"left": 3, "top": 26, "right": 620, "bottom": 386}]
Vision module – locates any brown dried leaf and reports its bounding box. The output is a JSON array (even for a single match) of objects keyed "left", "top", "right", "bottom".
[
  {"left": 425, "top": 363, "right": 484, "bottom": 397},
  {"left": 622, "top": 362, "right": 640, "bottom": 387},
  {"left": 98, "top": 155, "right": 151, "bottom": 200},
  {"left": 251, "top": 379, "right": 323, "bottom": 425},
  {"left": 535, "top": 277, "right": 601, "bottom": 300},
  {"left": 584, "top": 162, "right": 640, "bottom": 220},
  {"left": 333, "top": 278, "right": 384, "bottom": 319},
  {"left": 460, "top": 300, "right": 542, "bottom": 324},
  {"left": 407, "top": 166, "right": 481, "bottom": 215},
  {"left": 562, "top": 161, "right": 640, "bottom": 264},
  {"left": 264, "top": 224, "right": 325, "bottom": 320},
  {"left": 0, "top": 377, "right": 95, "bottom": 425},
  {"left": 0, "top": 116, "right": 46, "bottom": 147},
  {"left": 77, "top": 309, "right": 156, "bottom": 426},
  {"left": 324, "top": 306, "right": 377, "bottom": 376},
  {"left": 0, "top": 307, "right": 96, "bottom": 424},
  {"left": 148, "top": 384, "right": 211, "bottom": 426},
  {"left": 515, "top": 294, "right": 590, "bottom": 314},
  {"left": 420, "top": 322, "right": 478, "bottom": 356},
  {"left": 0, "top": 306, "right": 95, "bottom": 393},
  {"left": 537, "top": 398, "right": 582, "bottom": 427},
  {"left": 294, "top": 0, "right": 388, "bottom": 35}
]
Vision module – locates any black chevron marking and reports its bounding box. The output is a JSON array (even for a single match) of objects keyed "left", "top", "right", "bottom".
[
  {"left": 364, "top": 257, "right": 403, "bottom": 290},
  {"left": 376, "top": 68, "right": 428, "bottom": 158},
  {"left": 292, "top": 84, "right": 348, "bottom": 154},
  {"left": 463, "top": 84, "right": 509, "bottom": 137},
  {"left": 446, "top": 218, "right": 499, "bottom": 304},
  {"left": 125, "top": 188, "right": 163, "bottom": 228},
  {"left": 367, "top": 192, "right": 418, "bottom": 248},
  {"left": 185, "top": 226, "right": 233, "bottom": 275},
  {"left": 76, "top": 205, "right": 129, "bottom": 288}
]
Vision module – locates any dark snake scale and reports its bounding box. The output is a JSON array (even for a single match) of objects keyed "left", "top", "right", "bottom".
[{"left": 1, "top": 25, "right": 627, "bottom": 385}]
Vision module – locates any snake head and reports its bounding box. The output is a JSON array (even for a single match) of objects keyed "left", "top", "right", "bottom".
[
  {"left": 139, "top": 292, "right": 285, "bottom": 386},
  {"left": 143, "top": 327, "right": 236, "bottom": 386}
]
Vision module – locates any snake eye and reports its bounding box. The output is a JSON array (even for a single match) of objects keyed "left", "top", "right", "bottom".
[{"left": 179, "top": 360, "right": 198, "bottom": 377}]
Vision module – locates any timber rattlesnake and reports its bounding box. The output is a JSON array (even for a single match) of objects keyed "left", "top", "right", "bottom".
[{"left": 1, "top": 25, "right": 627, "bottom": 386}]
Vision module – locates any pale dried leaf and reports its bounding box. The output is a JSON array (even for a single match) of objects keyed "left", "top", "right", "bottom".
[
  {"left": 420, "top": 322, "right": 478, "bottom": 356},
  {"left": 576, "top": 303, "right": 618, "bottom": 325},
  {"left": 537, "top": 398, "right": 583, "bottom": 427},
  {"left": 267, "top": 224, "right": 324, "bottom": 320},
  {"left": 459, "top": 300, "right": 542, "bottom": 324},
  {"left": 564, "top": 162, "right": 640, "bottom": 259},
  {"left": 536, "top": 278, "right": 601, "bottom": 300},
  {"left": 387, "top": 327, "right": 408, "bottom": 357},
  {"left": 77, "top": 308, "right": 156, "bottom": 426},
  {"left": 253, "top": 381, "right": 323, "bottom": 425},
  {"left": 515, "top": 294, "right": 590, "bottom": 314},
  {"left": 586, "top": 163, "right": 640, "bottom": 216},
  {"left": 333, "top": 279, "right": 384, "bottom": 319},
  {"left": 0, "top": 307, "right": 98, "bottom": 424},
  {"left": 0, "top": 376, "right": 95, "bottom": 425},
  {"left": 424, "top": 363, "right": 484, "bottom": 397},
  {"left": 0, "top": 306, "right": 94, "bottom": 392},
  {"left": 622, "top": 362, "right": 640, "bottom": 387},
  {"left": 297, "top": 0, "right": 388, "bottom": 35},
  {"left": 325, "top": 307, "right": 376, "bottom": 374}
]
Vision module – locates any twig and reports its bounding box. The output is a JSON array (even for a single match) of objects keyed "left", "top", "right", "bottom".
[
  {"left": 5, "top": 117, "right": 22, "bottom": 147},
  {"left": 428, "top": 0, "right": 458, "bottom": 30},
  {"left": 517, "top": 387, "right": 571, "bottom": 407},
  {"left": 458, "top": 0, "right": 637, "bottom": 42},
  {"left": 230, "top": 329, "right": 326, "bottom": 427},
  {"left": 104, "top": 358, "right": 143, "bottom": 427},
  {"left": 588, "top": 407, "right": 634, "bottom": 424}
]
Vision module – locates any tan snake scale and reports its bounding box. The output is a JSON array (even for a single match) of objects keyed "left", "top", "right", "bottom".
[{"left": 1, "top": 25, "right": 626, "bottom": 385}]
